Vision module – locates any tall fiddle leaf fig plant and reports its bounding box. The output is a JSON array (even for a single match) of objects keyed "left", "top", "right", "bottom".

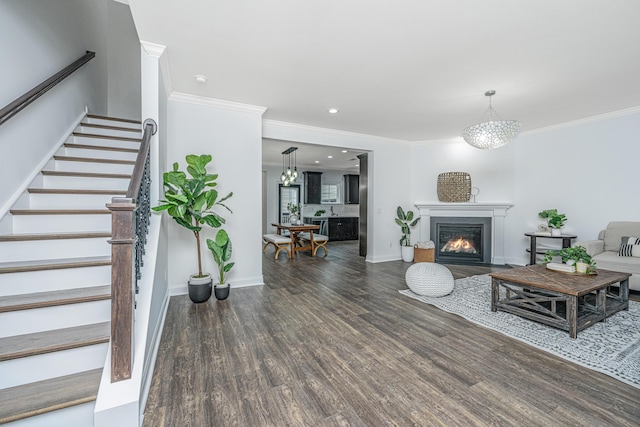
[{"left": 152, "top": 154, "right": 232, "bottom": 278}]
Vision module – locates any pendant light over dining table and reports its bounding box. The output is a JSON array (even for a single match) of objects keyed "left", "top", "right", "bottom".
[
  {"left": 280, "top": 147, "right": 298, "bottom": 186},
  {"left": 462, "top": 90, "right": 521, "bottom": 149}
]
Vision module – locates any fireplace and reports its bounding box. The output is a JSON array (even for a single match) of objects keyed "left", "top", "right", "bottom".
[{"left": 430, "top": 217, "right": 492, "bottom": 264}]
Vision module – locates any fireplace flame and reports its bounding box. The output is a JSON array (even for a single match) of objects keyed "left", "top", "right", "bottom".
[{"left": 442, "top": 237, "right": 477, "bottom": 253}]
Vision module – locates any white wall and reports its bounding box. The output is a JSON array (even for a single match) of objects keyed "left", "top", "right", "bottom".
[
  {"left": 409, "top": 109, "right": 640, "bottom": 266},
  {"left": 107, "top": 1, "right": 141, "bottom": 119},
  {"left": 0, "top": 0, "right": 109, "bottom": 213},
  {"left": 263, "top": 121, "right": 412, "bottom": 262},
  {"left": 508, "top": 109, "right": 640, "bottom": 264},
  {"left": 164, "top": 95, "right": 266, "bottom": 289}
]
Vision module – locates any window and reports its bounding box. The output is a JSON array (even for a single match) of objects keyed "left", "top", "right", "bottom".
[{"left": 321, "top": 183, "right": 341, "bottom": 204}]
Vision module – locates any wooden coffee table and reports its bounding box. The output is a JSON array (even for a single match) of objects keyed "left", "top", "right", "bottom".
[{"left": 489, "top": 264, "right": 630, "bottom": 338}]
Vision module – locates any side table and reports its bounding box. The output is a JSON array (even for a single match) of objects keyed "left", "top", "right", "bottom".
[{"left": 524, "top": 232, "right": 577, "bottom": 265}]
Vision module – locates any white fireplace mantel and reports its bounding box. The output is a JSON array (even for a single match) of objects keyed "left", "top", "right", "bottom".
[{"left": 414, "top": 202, "right": 513, "bottom": 265}]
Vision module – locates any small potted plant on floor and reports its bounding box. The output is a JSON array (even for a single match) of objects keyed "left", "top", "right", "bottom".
[
  {"left": 207, "top": 229, "right": 234, "bottom": 300},
  {"left": 395, "top": 206, "right": 420, "bottom": 262},
  {"left": 538, "top": 209, "right": 567, "bottom": 236},
  {"left": 152, "top": 154, "right": 232, "bottom": 303}
]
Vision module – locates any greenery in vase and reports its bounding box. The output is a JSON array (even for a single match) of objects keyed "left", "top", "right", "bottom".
[
  {"left": 538, "top": 209, "right": 567, "bottom": 229},
  {"left": 543, "top": 245, "right": 597, "bottom": 273},
  {"left": 395, "top": 206, "right": 420, "bottom": 247},
  {"left": 152, "top": 154, "right": 232, "bottom": 278},
  {"left": 207, "top": 229, "right": 234, "bottom": 285}
]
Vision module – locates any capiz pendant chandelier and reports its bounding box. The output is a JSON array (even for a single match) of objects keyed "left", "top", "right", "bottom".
[{"left": 462, "top": 90, "right": 521, "bottom": 149}]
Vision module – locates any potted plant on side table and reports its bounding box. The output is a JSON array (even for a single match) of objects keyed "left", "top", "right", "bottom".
[
  {"left": 207, "top": 229, "right": 234, "bottom": 300},
  {"left": 152, "top": 154, "right": 232, "bottom": 303},
  {"left": 395, "top": 206, "right": 420, "bottom": 262},
  {"left": 538, "top": 209, "right": 567, "bottom": 236}
]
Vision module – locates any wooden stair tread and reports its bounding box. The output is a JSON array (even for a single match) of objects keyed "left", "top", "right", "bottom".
[
  {"left": 79, "top": 123, "right": 141, "bottom": 133},
  {"left": 41, "top": 170, "right": 131, "bottom": 179},
  {"left": 72, "top": 132, "right": 141, "bottom": 142},
  {"left": 63, "top": 142, "right": 139, "bottom": 153},
  {"left": 10, "top": 209, "right": 110, "bottom": 215},
  {"left": 0, "top": 256, "right": 111, "bottom": 274},
  {"left": 0, "top": 322, "right": 110, "bottom": 361},
  {"left": 0, "top": 285, "right": 111, "bottom": 313},
  {"left": 53, "top": 155, "right": 135, "bottom": 165},
  {"left": 0, "top": 231, "right": 111, "bottom": 242},
  {"left": 86, "top": 113, "right": 141, "bottom": 124},
  {"left": 0, "top": 368, "right": 102, "bottom": 424},
  {"left": 27, "top": 188, "right": 126, "bottom": 195}
]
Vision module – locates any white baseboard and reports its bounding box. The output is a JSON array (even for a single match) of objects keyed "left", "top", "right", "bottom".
[
  {"left": 139, "top": 288, "right": 170, "bottom": 424},
  {"left": 169, "top": 275, "right": 264, "bottom": 296}
]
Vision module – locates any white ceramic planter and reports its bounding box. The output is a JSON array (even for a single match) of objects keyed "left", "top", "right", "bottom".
[
  {"left": 401, "top": 245, "right": 414, "bottom": 262},
  {"left": 551, "top": 228, "right": 562, "bottom": 236}
]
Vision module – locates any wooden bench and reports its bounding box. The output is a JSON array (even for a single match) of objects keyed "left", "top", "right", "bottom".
[
  {"left": 262, "top": 234, "right": 292, "bottom": 259},
  {"left": 298, "top": 232, "right": 329, "bottom": 257}
]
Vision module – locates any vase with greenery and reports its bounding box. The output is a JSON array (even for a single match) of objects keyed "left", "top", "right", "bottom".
[
  {"left": 152, "top": 154, "right": 232, "bottom": 302},
  {"left": 544, "top": 245, "right": 596, "bottom": 274},
  {"left": 538, "top": 209, "right": 567, "bottom": 236},
  {"left": 395, "top": 206, "right": 420, "bottom": 262},
  {"left": 287, "top": 202, "right": 301, "bottom": 224},
  {"left": 207, "top": 229, "right": 234, "bottom": 300}
]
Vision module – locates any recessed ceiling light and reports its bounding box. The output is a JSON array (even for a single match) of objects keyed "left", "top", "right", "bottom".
[
  {"left": 355, "top": 164, "right": 359, "bottom": 167},
  {"left": 327, "top": 108, "right": 339, "bottom": 114},
  {"left": 194, "top": 75, "right": 207, "bottom": 84},
  {"left": 314, "top": 160, "right": 320, "bottom": 163},
  {"left": 341, "top": 150, "right": 348, "bottom": 153},
  {"left": 327, "top": 155, "right": 333, "bottom": 159}
]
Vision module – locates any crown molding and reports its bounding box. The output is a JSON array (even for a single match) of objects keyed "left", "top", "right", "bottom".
[
  {"left": 140, "top": 41, "right": 165, "bottom": 58},
  {"left": 169, "top": 92, "right": 267, "bottom": 115},
  {"left": 262, "top": 119, "right": 408, "bottom": 144},
  {"left": 521, "top": 106, "right": 640, "bottom": 137}
]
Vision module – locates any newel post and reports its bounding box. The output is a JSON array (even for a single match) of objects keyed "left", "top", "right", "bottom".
[{"left": 107, "top": 197, "right": 137, "bottom": 382}]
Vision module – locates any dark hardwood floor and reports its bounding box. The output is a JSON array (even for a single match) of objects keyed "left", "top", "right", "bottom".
[{"left": 143, "top": 241, "right": 640, "bottom": 426}]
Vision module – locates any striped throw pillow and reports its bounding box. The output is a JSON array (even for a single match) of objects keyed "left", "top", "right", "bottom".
[{"left": 619, "top": 236, "right": 640, "bottom": 257}]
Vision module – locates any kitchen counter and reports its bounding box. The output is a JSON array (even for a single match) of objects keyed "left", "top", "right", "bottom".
[{"left": 304, "top": 217, "right": 359, "bottom": 241}]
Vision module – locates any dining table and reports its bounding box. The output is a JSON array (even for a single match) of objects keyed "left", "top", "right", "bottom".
[{"left": 271, "top": 223, "right": 320, "bottom": 259}]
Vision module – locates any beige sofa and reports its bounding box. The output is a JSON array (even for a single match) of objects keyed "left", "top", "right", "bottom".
[{"left": 576, "top": 221, "right": 640, "bottom": 291}]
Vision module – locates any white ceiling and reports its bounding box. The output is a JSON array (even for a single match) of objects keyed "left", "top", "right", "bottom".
[{"left": 130, "top": 0, "right": 640, "bottom": 163}]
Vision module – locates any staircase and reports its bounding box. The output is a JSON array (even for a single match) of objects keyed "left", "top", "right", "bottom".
[{"left": 0, "top": 114, "right": 141, "bottom": 426}]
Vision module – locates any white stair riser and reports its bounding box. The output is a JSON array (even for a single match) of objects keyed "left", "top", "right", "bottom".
[
  {"left": 28, "top": 193, "right": 117, "bottom": 209},
  {"left": 52, "top": 160, "right": 134, "bottom": 175},
  {"left": 2, "top": 401, "right": 95, "bottom": 427},
  {"left": 84, "top": 117, "right": 141, "bottom": 130},
  {"left": 42, "top": 175, "right": 130, "bottom": 190},
  {"left": 0, "top": 238, "right": 111, "bottom": 263},
  {"left": 62, "top": 146, "right": 138, "bottom": 161},
  {"left": 77, "top": 125, "right": 141, "bottom": 138},
  {"left": 0, "top": 300, "right": 111, "bottom": 338},
  {"left": 12, "top": 214, "right": 111, "bottom": 233},
  {"left": 72, "top": 135, "right": 141, "bottom": 150},
  {"left": 0, "top": 343, "right": 108, "bottom": 389},
  {"left": 0, "top": 265, "right": 110, "bottom": 296}
]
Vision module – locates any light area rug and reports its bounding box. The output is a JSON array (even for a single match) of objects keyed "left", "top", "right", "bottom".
[{"left": 399, "top": 274, "right": 640, "bottom": 389}]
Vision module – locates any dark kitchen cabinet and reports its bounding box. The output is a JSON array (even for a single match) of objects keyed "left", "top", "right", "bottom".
[
  {"left": 328, "top": 217, "right": 358, "bottom": 241},
  {"left": 303, "top": 171, "right": 322, "bottom": 204},
  {"left": 343, "top": 174, "right": 359, "bottom": 204}
]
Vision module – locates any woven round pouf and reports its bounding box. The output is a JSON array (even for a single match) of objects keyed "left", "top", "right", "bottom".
[{"left": 405, "top": 263, "right": 454, "bottom": 297}]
